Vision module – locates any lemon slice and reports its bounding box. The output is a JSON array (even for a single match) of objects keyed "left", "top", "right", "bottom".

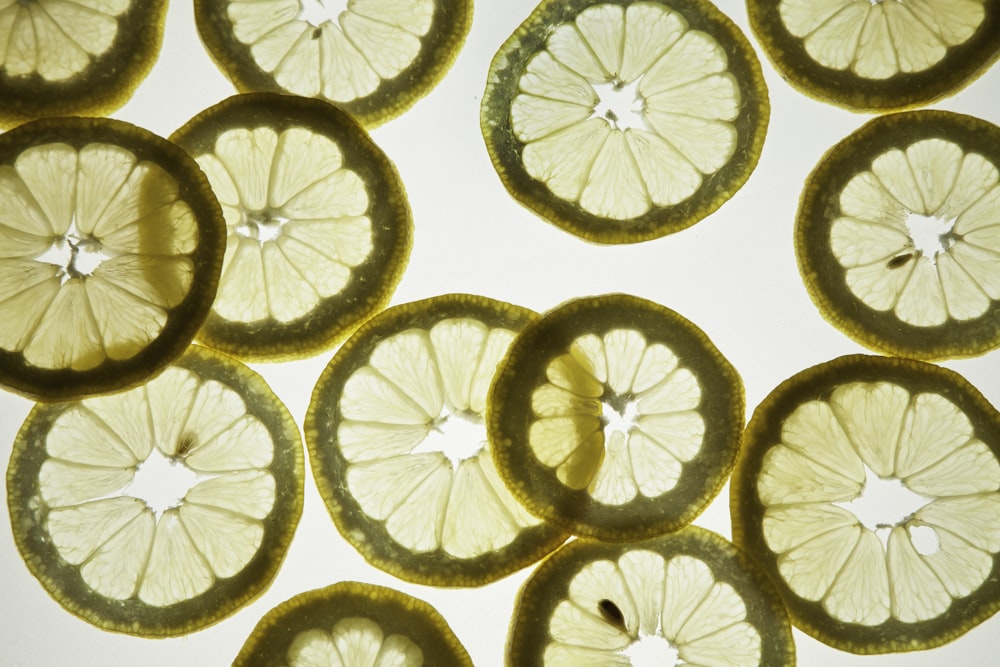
[
  {"left": 480, "top": 0, "right": 769, "bottom": 244},
  {"left": 193, "top": 0, "right": 472, "bottom": 128},
  {"left": 747, "top": 0, "right": 1000, "bottom": 111},
  {"left": 306, "top": 294, "right": 567, "bottom": 586},
  {"left": 488, "top": 294, "right": 744, "bottom": 542},
  {"left": 170, "top": 93, "right": 412, "bottom": 361},
  {"left": 0, "top": 116, "right": 225, "bottom": 401},
  {"left": 0, "top": 1, "right": 168, "bottom": 126},
  {"left": 731, "top": 354, "right": 1000, "bottom": 654},
  {"left": 797, "top": 110, "right": 1000, "bottom": 361},
  {"left": 6, "top": 344, "right": 304, "bottom": 637},
  {"left": 234, "top": 581, "right": 472, "bottom": 666},
  {"left": 507, "top": 525, "right": 795, "bottom": 666}
]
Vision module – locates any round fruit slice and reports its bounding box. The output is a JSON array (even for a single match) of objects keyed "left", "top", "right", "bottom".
[
  {"left": 234, "top": 581, "right": 473, "bottom": 666},
  {"left": 193, "top": 0, "right": 472, "bottom": 128},
  {"left": 747, "top": 0, "right": 1000, "bottom": 111},
  {"left": 0, "top": 116, "right": 226, "bottom": 401},
  {"left": 481, "top": 0, "right": 769, "bottom": 244},
  {"left": 507, "top": 525, "right": 795, "bottom": 666},
  {"left": 306, "top": 294, "right": 568, "bottom": 586},
  {"left": 0, "top": 1, "right": 168, "bottom": 126},
  {"left": 731, "top": 354, "right": 1000, "bottom": 654},
  {"left": 488, "top": 293, "right": 744, "bottom": 542},
  {"left": 6, "top": 344, "right": 304, "bottom": 636},
  {"left": 170, "top": 93, "right": 412, "bottom": 361},
  {"left": 797, "top": 110, "right": 1000, "bottom": 361}
]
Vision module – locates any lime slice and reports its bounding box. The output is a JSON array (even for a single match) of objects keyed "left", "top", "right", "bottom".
[
  {"left": 507, "top": 525, "right": 795, "bottom": 666},
  {"left": 193, "top": 0, "right": 472, "bottom": 128},
  {"left": 234, "top": 581, "right": 472, "bottom": 666},
  {"left": 481, "top": 0, "right": 769, "bottom": 244},
  {"left": 731, "top": 354, "right": 1000, "bottom": 654},
  {"left": 488, "top": 293, "right": 744, "bottom": 542},
  {"left": 306, "top": 294, "right": 567, "bottom": 586},
  {"left": 797, "top": 110, "right": 1000, "bottom": 361},
  {"left": 170, "top": 93, "right": 411, "bottom": 361},
  {"left": 6, "top": 344, "right": 304, "bottom": 636},
  {"left": 748, "top": 0, "right": 1000, "bottom": 111},
  {"left": 0, "top": 116, "right": 225, "bottom": 401}
]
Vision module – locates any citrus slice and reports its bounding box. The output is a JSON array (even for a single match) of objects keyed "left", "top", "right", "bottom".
[
  {"left": 305, "top": 294, "right": 568, "bottom": 586},
  {"left": 731, "top": 354, "right": 1000, "bottom": 654},
  {"left": 488, "top": 293, "right": 744, "bottom": 542},
  {"left": 0, "top": 1, "right": 168, "bottom": 126},
  {"left": 797, "top": 110, "right": 1000, "bottom": 361},
  {"left": 506, "top": 525, "right": 796, "bottom": 666},
  {"left": 193, "top": 0, "right": 472, "bottom": 128},
  {"left": 0, "top": 116, "right": 225, "bottom": 401},
  {"left": 480, "top": 0, "right": 769, "bottom": 244},
  {"left": 234, "top": 581, "right": 473, "bottom": 666},
  {"left": 747, "top": 0, "right": 1000, "bottom": 111},
  {"left": 6, "top": 344, "right": 304, "bottom": 636},
  {"left": 170, "top": 93, "right": 412, "bottom": 362}
]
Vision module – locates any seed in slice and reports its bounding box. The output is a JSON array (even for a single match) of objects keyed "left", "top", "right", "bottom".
[
  {"left": 747, "top": 0, "right": 1000, "bottom": 111},
  {"left": 306, "top": 294, "right": 568, "bottom": 586},
  {"left": 797, "top": 110, "right": 1000, "bottom": 361},
  {"left": 0, "top": 116, "right": 226, "bottom": 401},
  {"left": 6, "top": 344, "right": 304, "bottom": 636},
  {"left": 193, "top": 0, "right": 472, "bottom": 128},
  {"left": 480, "top": 0, "right": 769, "bottom": 244},
  {"left": 170, "top": 93, "right": 412, "bottom": 362},
  {"left": 488, "top": 293, "right": 744, "bottom": 542},
  {"left": 507, "top": 525, "right": 795, "bottom": 666},
  {"left": 731, "top": 354, "right": 1000, "bottom": 654}
]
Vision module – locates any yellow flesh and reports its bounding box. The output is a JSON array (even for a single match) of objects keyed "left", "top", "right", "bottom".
[{"left": 285, "top": 617, "right": 423, "bottom": 667}]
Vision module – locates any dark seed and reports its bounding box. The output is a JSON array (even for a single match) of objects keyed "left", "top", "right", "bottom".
[{"left": 598, "top": 599, "right": 627, "bottom": 631}]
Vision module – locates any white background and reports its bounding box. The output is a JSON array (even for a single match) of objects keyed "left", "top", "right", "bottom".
[{"left": 2, "top": 1, "right": 1000, "bottom": 665}]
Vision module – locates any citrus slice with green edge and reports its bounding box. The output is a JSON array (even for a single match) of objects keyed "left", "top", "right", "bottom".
[
  {"left": 305, "top": 294, "right": 568, "bottom": 586},
  {"left": 0, "top": 0, "right": 168, "bottom": 127},
  {"left": 193, "top": 0, "right": 472, "bottom": 128},
  {"left": 731, "top": 354, "right": 1000, "bottom": 654},
  {"left": 480, "top": 0, "right": 769, "bottom": 244},
  {"left": 6, "top": 344, "right": 304, "bottom": 637},
  {"left": 0, "top": 116, "right": 225, "bottom": 401},
  {"left": 488, "top": 293, "right": 744, "bottom": 542},
  {"left": 170, "top": 93, "right": 412, "bottom": 362},
  {"left": 506, "top": 525, "right": 796, "bottom": 666},
  {"left": 234, "top": 581, "right": 473, "bottom": 667},
  {"left": 797, "top": 110, "right": 1000, "bottom": 361},
  {"left": 747, "top": 0, "right": 1000, "bottom": 111}
]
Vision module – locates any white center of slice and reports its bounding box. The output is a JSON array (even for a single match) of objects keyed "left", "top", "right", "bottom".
[
  {"left": 296, "top": 0, "right": 349, "bottom": 26},
  {"left": 590, "top": 78, "right": 648, "bottom": 132},
  {"left": 411, "top": 409, "right": 487, "bottom": 468},
  {"left": 34, "top": 216, "right": 112, "bottom": 283},
  {"left": 904, "top": 211, "right": 957, "bottom": 262},
  {"left": 125, "top": 444, "right": 212, "bottom": 518},
  {"left": 622, "top": 633, "right": 680, "bottom": 666},
  {"left": 834, "top": 464, "right": 935, "bottom": 552}
]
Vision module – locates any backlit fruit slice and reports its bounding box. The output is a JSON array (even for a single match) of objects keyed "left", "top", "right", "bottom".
[
  {"left": 170, "top": 93, "right": 412, "bottom": 361},
  {"left": 193, "top": 0, "right": 472, "bottom": 128},
  {"left": 747, "top": 0, "right": 1000, "bottom": 111},
  {"left": 507, "top": 525, "right": 795, "bottom": 666},
  {"left": 731, "top": 354, "right": 1000, "bottom": 654},
  {"left": 6, "top": 344, "right": 304, "bottom": 636},
  {"left": 234, "top": 581, "right": 473, "bottom": 667},
  {"left": 481, "top": 0, "right": 769, "bottom": 244},
  {"left": 0, "top": 116, "right": 226, "bottom": 401},
  {"left": 488, "top": 293, "right": 744, "bottom": 542},
  {"left": 797, "top": 110, "right": 1000, "bottom": 361},
  {"left": 306, "top": 294, "right": 568, "bottom": 586},
  {"left": 0, "top": 1, "right": 167, "bottom": 126}
]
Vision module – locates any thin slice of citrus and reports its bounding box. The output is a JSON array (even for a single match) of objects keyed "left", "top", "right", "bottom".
[
  {"left": 6, "top": 344, "right": 304, "bottom": 636},
  {"left": 170, "top": 93, "right": 412, "bottom": 362},
  {"left": 797, "top": 110, "right": 1000, "bottom": 361},
  {"left": 481, "top": 0, "right": 769, "bottom": 244},
  {"left": 0, "top": 116, "right": 225, "bottom": 401},
  {"left": 306, "top": 294, "right": 568, "bottom": 586},
  {"left": 488, "top": 293, "right": 744, "bottom": 542},
  {"left": 731, "top": 354, "right": 1000, "bottom": 654},
  {"left": 193, "top": 0, "right": 472, "bottom": 128},
  {"left": 747, "top": 0, "right": 1000, "bottom": 111},
  {"left": 507, "top": 525, "right": 795, "bottom": 666}
]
